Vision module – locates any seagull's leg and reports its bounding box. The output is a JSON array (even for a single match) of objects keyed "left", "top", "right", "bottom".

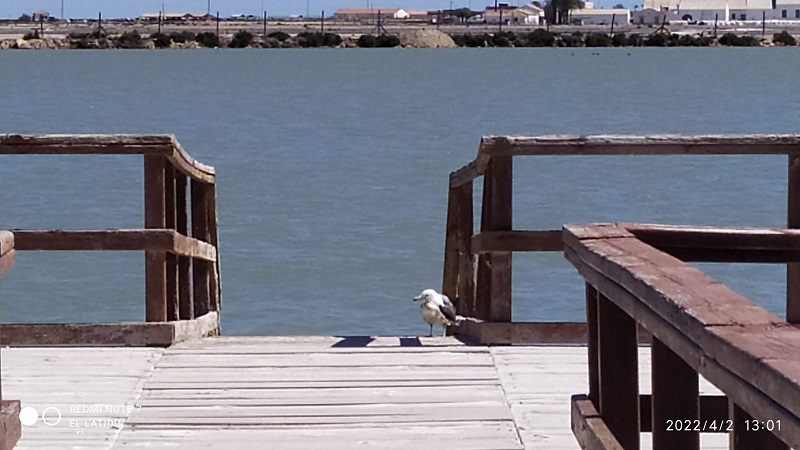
[
  {"left": 428, "top": 324, "right": 433, "bottom": 337},
  {"left": 442, "top": 325, "right": 447, "bottom": 337}
]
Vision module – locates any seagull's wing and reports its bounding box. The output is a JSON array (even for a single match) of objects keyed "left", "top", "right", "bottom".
[{"left": 439, "top": 294, "right": 457, "bottom": 323}]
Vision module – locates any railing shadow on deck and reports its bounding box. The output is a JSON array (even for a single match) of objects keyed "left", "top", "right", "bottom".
[
  {"left": 0, "top": 134, "right": 221, "bottom": 347},
  {"left": 442, "top": 134, "right": 800, "bottom": 345}
]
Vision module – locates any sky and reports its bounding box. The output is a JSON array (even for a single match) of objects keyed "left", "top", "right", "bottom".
[{"left": 0, "top": 0, "right": 628, "bottom": 19}]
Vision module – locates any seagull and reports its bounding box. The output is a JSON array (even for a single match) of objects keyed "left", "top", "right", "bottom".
[{"left": 413, "top": 289, "right": 457, "bottom": 337}]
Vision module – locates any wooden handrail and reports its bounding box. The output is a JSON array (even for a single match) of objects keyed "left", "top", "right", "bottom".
[
  {"left": 0, "top": 231, "right": 21, "bottom": 450},
  {"left": 0, "top": 134, "right": 221, "bottom": 345},
  {"left": 0, "top": 134, "right": 215, "bottom": 183},
  {"left": 564, "top": 223, "right": 799, "bottom": 450},
  {"left": 443, "top": 133, "right": 800, "bottom": 345}
]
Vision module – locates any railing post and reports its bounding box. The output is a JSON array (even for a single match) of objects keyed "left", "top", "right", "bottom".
[
  {"left": 476, "top": 156, "right": 512, "bottom": 322},
  {"left": 652, "top": 337, "right": 699, "bottom": 450},
  {"left": 165, "top": 164, "right": 178, "bottom": 321},
  {"left": 191, "top": 179, "right": 211, "bottom": 318},
  {"left": 176, "top": 174, "right": 192, "bottom": 320},
  {"left": 585, "top": 283, "right": 599, "bottom": 405},
  {"left": 442, "top": 185, "right": 460, "bottom": 307},
  {"left": 787, "top": 153, "right": 800, "bottom": 323},
  {"left": 207, "top": 183, "right": 221, "bottom": 316},
  {"left": 729, "top": 402, "right": 787, "bottom": 450},
  {"left": 598, "top": 292, "right": 639, "bottom": 450},
  {"left": 456, "top": 183, "right": 474, "bottom": 317},
  {"left": 144, "top": 155, "right": 167, "bottom": 322}
]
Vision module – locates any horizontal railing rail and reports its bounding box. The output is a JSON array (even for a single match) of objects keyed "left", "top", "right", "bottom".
[
  {"left": 565, "top": 222, "right": 797, "bottom": 450},
  {"left": 0, "top": 134, "right": 221, "bottom": 346},
  {"left": 442, "top": 133, "right": 800, "bottom": 344}
]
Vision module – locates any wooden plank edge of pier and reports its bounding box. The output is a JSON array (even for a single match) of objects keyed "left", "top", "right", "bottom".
[
  {"left": 0, "top": 312, "right": 218, "bottom": 347},
  {"left": 571, "top": 394, "right": 624, "bottom": 450},
  {"left": 0, "top": 400, "right": 21, "bottom": 450},
  {"left": 456, "top": 319, "right": 652, "bottom": 345}
]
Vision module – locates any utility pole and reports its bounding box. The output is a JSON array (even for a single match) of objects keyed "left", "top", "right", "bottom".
[
  {"left": 263, "top": 11, "right": 267, "bottom": 35},
  {"left": 306, "top": 0, "right": 310, "bottom": 18},
  {"left": 321, "top": 10, "right": 325, "bottom": 33},
  {"left": 207, "top": 0, "right": 210, "bottom": 15},
  {"left": 61, "top": 0, "right": 64, "bottom": 21},
  {"left": 158, "top": 11, "right": 162, "bottom": 33},
  {"left": 216, "top": 11, "right": 220, "bottom": 36}
]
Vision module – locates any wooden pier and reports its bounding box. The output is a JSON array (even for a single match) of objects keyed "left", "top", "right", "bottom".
[{"left": 3, "top": 134, "right": 800, "bottom": 449}]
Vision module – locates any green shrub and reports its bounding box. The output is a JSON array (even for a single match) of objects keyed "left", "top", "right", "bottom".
[
  {"left": 584, "top": 33, "right": 612, "bottom": 47},
  {"left": 151, "top": 32, "right": 171, "bottom": 48},
  {"left": 297, "top": 32, "right": 342, "bottom": 47},
  {"left": 644, "top": 33, "right": 670, "bottom": 46},
  {"left": 492, "top": 31, "right": 517, "bottom": 47},
  {"left": 268, "top": 31, "right": 291, "bottom": 42},
  {"left": 229, "top": 30, "right": 254, "bottom": 48},
  {"left": 627, "top": 34, "right": 644, "bottom": 46},
  {"left": 116, "top": 31, "right": 144, "bottom": 49},
  {"left": 773, "top": 30, "right": 797, "bottom": 46},
  {"left": 526, "top": 29, "right": 556, "bottom": 47},
  {"left": 557, "top": 33, "right": 583, "bottom": 47},
  {"left": 357, "top": 34, "right": 377, "bottom": 47},
  {"left": 196, "top": 32, "right": 220, "bottom": 48},
  {"left": 718, "top": 32, "right": 759, "bottom": 46},
  {"left": 23, "top": 30, "right": 40, "bottom": 40},
  {"left": 375, "top": 34, "right": 400, "bottom": 47},
  {"left": 170, "top": 31, "right": 195, "bottom": 43},
  {"left": 611, "top": 33, "right": 628, "bottom": 47}
]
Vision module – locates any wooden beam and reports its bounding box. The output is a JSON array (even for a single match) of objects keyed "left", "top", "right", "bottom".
[
  {"left": 455, "top": 184, "right": 475, "bottom": 317},
  {"left": 12, "top": 230, "right": 216, "bottom": 261},
  {"left": 175, "top": 174, "right": 192, "bottom": 320},
  {"left": 475, "top": 169, "right": 493, "bottom": 321},
  {"left": 472, "top": 230, "right": 562, "bottom": 253},
  {"left": 442, "top": 186, "right": 460, "bottom": 305},
  {"left": 0, "top": 134, "right": 215, "bottom": 183},
  {"left": 788, "top": 153, "right": 800, "bottom": 324},
  {"left": 0, "top": 400, "right": 21, "bottom": 450},
  {"left": 730, "top": 402, "right": 787, "bottom": 450},
  {"left": 564, "top": 239, "right": 800, "bottom": 447},
  {"left": 652, "top": 337, "right": 699, "bottom": 450},
  {"left": 640, "top": 394, "right": 728, "bottom": 433},
  {"left": 145, "top": 154, "right": 167, "bottom": 323},
  {"left": 206, "top": 184, "right": 221, "bottom": 314},
  {"left": 586, "top": 284, "right": 599, "bottom": 405},
  {"left": 191, "top": 180, "right": 211, "bottom": 318},
  {"left": 598, "top": 292, "right": 640, "bottom": 450},
  {"left": 481, "top": 134, "right": 800, "bottom": 156},
  {"left": 0, "top": 312, "right": 218, "bottom": 346},
  {"left": 571, "top": 394, "right": 624, "bottom": 450},
  {"left": 488, "top": 155, "right": 512, "bottom": 323},
  {"left": 455, "top": 318, "right": 651, "bottom": 345},
  {"left": 449, "top": 160, "right": 479, "bottom": 188},
  {"left": 165, "top": 165, "right": 178, "bottom": 321}
]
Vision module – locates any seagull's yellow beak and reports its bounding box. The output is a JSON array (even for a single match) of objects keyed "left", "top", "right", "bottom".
[{"left": 412, "top": 295, "right": 421, "bottom": 302}]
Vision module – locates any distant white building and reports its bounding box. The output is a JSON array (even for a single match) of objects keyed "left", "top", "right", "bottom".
[
  {"left": 570, "top": 3, "right": 631, "bottom": 24},
  {"left": 637, "top": 0, "right": 799, "bottom": 22},
  {"left": 32, "top": 9, "right": 50, "bottom": 21},
  {"left": 332, "top": 8, "right": 410, "bottom": 21},
  {"left": 483, "top": 8, "right": 542, "bottom": 25}
]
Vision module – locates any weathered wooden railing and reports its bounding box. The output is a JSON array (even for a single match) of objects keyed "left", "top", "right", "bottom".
[
  {"left": 443, "top": 134, "right": 800, "bottom": 344},
  {"left": 565, "top": 222, "right": 799, "bottom": 450},
  {"left": 0, "top": 135, "right": 221, "bottom": 346},
  {"left": 0, "top": 231, "right": 20, "bottom": 450}
]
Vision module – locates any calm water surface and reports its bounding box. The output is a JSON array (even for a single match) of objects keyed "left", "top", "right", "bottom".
[{"left": 0, "top": 48, "right": 798, "bottom": 335}]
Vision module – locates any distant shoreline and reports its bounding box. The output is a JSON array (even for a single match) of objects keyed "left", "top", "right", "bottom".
[{"left": 2, "top": 21, "right": 798, "bottom": 49}]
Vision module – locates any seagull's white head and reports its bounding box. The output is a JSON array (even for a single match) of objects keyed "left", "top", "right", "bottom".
[{"left": 412, "top": 289, "right": 439, "bottom": 302}]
